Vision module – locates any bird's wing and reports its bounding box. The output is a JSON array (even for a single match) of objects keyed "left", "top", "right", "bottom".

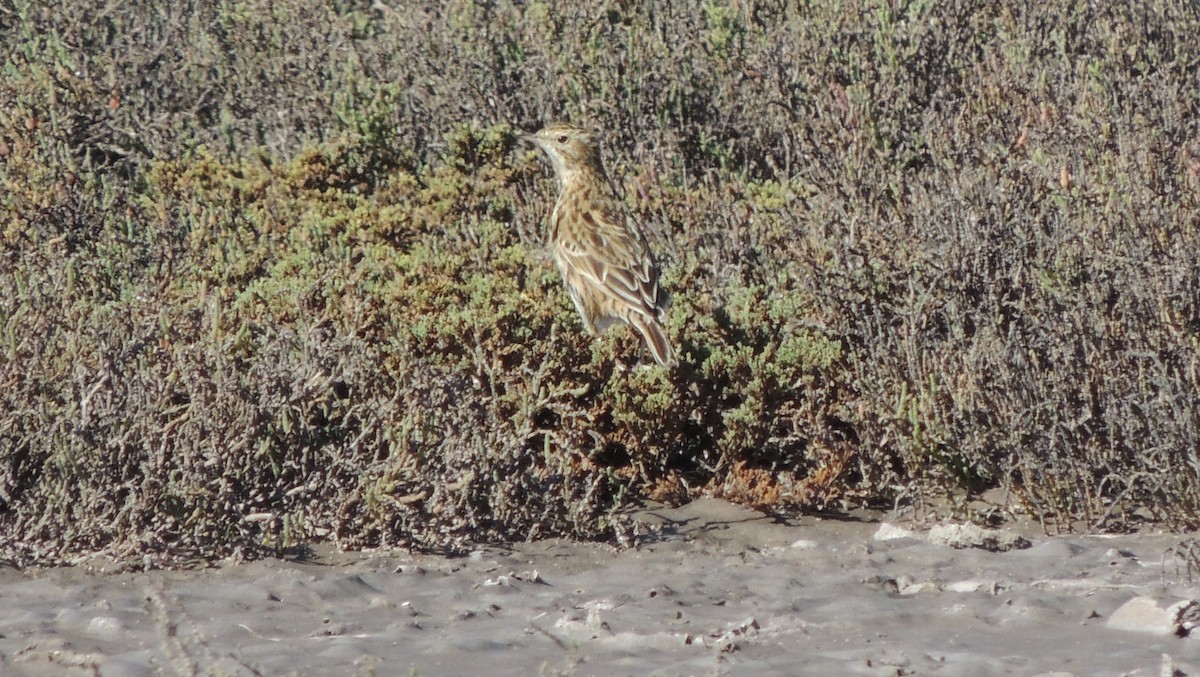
[{"left": 555, "top": 200, "right": 662, "bottom": 316}]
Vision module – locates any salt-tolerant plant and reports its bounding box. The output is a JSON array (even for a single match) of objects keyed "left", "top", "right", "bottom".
[{"left": 1, "top": 0, "right": 1199, "bottom": 565}]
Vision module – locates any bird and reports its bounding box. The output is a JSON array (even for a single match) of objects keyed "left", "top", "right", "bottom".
[{"left": 522, "top": 122, "right": 677, "bottom": 368}]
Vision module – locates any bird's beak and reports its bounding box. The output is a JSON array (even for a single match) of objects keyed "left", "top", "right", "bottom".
[{"left": 519, "top": 132, "right": 537, "bottom": 144}]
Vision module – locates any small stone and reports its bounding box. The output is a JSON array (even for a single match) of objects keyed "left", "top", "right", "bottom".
[
  {"left": 874, "top": 523, "right": 917, "bottom": 541},
  {"left": 85, "top": 615, "right": 124, "bottom": 639},
  {"left": 1107, "top": 596, "right": 1200, "bottom": 637},
  {"left": 898, "top": 579, "right": 936, "bottom": 596},
  {"left": 944, "top": 579, "right": 997, "bottom": 594},
  {"left": 928, "top": 523, "right": 1030, "bottom": 552}
]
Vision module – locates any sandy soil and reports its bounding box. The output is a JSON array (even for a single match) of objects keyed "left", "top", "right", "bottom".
[{"left": 2, "top": 499, "right": 1198, "bottom": 676}]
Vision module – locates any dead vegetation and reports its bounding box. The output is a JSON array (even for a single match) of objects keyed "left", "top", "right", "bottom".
[{"left": 1, "top": 0, "right": 1198, "bottom": 566}]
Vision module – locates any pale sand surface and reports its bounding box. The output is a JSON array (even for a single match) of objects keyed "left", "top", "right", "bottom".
[{"left": 2, "top": 498, "right": 1198, "bottom": 676}]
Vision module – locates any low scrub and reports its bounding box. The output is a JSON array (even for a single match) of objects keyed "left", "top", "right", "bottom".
[{"left": 1, "top": 0, "right": 1198, "bottom": 566}]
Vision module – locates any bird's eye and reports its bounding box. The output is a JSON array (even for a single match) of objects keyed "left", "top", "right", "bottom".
[{"left": 556, "top": 134, "right": 569, "bottom": 144}]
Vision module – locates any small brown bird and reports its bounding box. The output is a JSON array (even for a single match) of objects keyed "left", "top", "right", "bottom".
[{"left": 523, "top": 123, "right": 677, "bottom": 368}]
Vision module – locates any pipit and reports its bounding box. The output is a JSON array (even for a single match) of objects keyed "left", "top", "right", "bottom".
[{"left": 523, "top": 123, "right": 677, "bottom": 368}]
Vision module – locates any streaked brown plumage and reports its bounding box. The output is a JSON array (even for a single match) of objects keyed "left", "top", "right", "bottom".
[{"left": 523, "top": 123, "right": 677, "bottom": 368}]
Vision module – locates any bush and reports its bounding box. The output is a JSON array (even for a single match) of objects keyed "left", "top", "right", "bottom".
[{"left": 2, "top": 0, "right": 1198, "bottom": 566}]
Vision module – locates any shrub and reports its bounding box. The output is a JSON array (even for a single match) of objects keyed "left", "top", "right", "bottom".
[{"left": 2, "top": 0, "right": 1198, "bottom": 566}]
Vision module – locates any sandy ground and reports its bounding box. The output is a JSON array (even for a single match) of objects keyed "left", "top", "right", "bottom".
[{"left": 2, "top": 498, "right": 1199, "bottom": 676}]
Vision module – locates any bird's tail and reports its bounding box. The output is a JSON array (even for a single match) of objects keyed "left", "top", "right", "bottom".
[{"left": 630, "top": 315, "right": 678, "bottom": 368}]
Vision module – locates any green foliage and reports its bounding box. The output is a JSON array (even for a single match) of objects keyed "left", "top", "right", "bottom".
[{"left": 2, "top": 0, "right": 1200, "bottom": 566}]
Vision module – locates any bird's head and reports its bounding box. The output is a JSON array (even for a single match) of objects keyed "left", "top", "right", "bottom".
[{"left": 522, "top": 123, "right": 605, "bottom": 183}]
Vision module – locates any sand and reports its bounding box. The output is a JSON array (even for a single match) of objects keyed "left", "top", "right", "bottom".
[{"left": 2, "top": 498, "right": 1198, "bottom": 676}]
